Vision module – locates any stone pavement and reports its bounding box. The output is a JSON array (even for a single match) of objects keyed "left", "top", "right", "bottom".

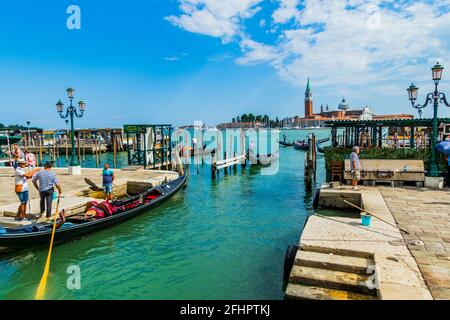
[{"left": 380, "top": 187, "right": 450, "bottom": 300}]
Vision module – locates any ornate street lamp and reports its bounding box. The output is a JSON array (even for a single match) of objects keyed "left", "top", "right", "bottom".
[
  {"left": 56, "top": 87, "right": 86, "bottom": 171},
  {"left": 408, "top": 62, "right": 450, "bottom": 177}
]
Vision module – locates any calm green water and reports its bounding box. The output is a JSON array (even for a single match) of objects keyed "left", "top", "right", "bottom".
[{"left": 0, "top": 129, "right": 329, "bottom": 300}]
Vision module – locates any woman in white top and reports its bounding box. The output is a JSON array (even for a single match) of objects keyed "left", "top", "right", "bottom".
[{"left": 25, "top": 150, "right": 37, "bottom": 169}]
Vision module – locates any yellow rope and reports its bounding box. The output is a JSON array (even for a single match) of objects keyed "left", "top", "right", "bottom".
[{"left": 35, "top": 194, "right": 61, "bottom": 300}]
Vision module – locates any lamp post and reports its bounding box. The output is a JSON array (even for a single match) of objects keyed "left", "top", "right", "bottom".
[
  {"left": 407, "top": 62, "right": 450, "bottom": 177},
  {"left": 56, "top": 87, "right": 86, "bottom": 174}
]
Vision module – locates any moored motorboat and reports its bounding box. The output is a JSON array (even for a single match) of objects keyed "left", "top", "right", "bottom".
[{"left": 0, "top": 174, "right": 187, "bottom": 249}]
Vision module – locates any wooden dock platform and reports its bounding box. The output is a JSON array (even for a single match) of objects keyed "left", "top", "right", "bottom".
[{"left": 0, "top": 166, "right": 179, "bottom": 227}]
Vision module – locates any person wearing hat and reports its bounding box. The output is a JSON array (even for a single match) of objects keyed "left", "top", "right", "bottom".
[
  {"left": 14, "top": 159, "right": 39, "bottom": 221},
  {"left": 32, "top": 161, "right": 62, "bottom": 218}
]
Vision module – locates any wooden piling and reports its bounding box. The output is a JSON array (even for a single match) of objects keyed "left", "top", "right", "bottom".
[
  {"left": 39, "top": 135, "right": 43, "bottom": 166},
  {"left": 82, "top": 136, "right": 86, "bottom": 163},
  {"left": 113, "top": 133, "right": 117, "bottom": 169}
]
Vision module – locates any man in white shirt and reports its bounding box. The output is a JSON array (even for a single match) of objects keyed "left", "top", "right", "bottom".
[
  {"left": 15, "top": 159, "right": 39, "bottom": 220},
  {"left": 350, "top": 146, "right": 361, "bottom": 191}
]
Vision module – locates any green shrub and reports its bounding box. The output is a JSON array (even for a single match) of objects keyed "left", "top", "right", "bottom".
[{"left": 324, "top": 147, "right": 447, "bottom": 172}]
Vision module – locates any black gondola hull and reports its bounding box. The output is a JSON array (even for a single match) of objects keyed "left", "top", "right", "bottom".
[{"left": 0, "top": 175, "right": 187, "bottom": 249}]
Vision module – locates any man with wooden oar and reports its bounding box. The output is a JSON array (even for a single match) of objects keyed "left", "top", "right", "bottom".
[{"left": 32, "top": 162, "right": 62, "bottom": 218}]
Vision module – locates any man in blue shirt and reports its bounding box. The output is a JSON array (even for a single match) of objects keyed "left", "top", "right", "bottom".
[
  {"left": 32, "top": 162, "right": 62, "bottom": 218},
  {"left": 102, "top": 163, "right": 115, "bottom": 201},
  {"left": 350, "top": 146, "right": 361, "bottom": 191}
]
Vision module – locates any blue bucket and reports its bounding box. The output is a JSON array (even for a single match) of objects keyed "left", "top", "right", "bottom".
[
  {"left": 361, "top": 214, "right": 372, "bottom": 227},
  {"left": 53, "top": 192, "right": 58, "bottom": 200}
]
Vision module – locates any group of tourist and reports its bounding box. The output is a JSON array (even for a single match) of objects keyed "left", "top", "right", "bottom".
[
  {"left": 12, "top": 144, "right": 116, "bottom": 222},
  {"left": 14, "top": 160, "right": 62, "bottom": 221},
  {"left": 11, "top": 144, "right": 37, "bottom": 169}
]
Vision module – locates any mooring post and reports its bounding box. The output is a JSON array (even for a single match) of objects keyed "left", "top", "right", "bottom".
[{"left": 212, "top": 154, "right": 217, "bottom": 179}]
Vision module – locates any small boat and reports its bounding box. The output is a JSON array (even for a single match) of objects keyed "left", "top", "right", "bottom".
[
  {"left": 293, "top": 142, "right": 309, "bottom": 151},
  {"left": 294, "top": 136, "right": 330, "bottom": 151},
  {"left": 0, "top": 174, "right": 187, "bottom": 249},
  {"left": 317, "top": 143, "right": 325, "bottom": 154},
  {"left": 279, "top": 141, "right": 294, "bottom": 147},
  {"left": 318, "top": 136, "right": 330, "bottom": 144}
]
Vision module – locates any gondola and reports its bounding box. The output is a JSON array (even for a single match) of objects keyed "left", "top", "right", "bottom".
[
  {"left": 293, "top": 142, "right": 309, "bottom": 151},
  {"left": 318, "top": 136, "right": 330, "bottom": 144},
  {"left": 293, "top": 136, "right": 330, "bottom": 151},
  {"left": 279, "top": 141, "right": 294, "bottom": 147},
  {"left": 0, "top": 174, "right": 187, "bottom": 249},
  {"left": 317, "top": 143, "right": 325, "bottom": 154}
]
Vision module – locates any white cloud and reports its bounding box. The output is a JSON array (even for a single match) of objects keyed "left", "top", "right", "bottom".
[
  {"left": 165, "top": 56, "right": 180, "bottom": 61},
  {"left": 272, "top": 0, "right": 301, "bottom": 24},
  {"left": 236, "top": 38, "right": 281, "bottom": 65},
  {"left": 165, "top": 0, "right": 263, "bottom": 42},
  {"left": 167, "top": 0, "right": 450, "bottom": 95},
  {"left": 240, "top": 0, "right": 450, "bottom": 91}
]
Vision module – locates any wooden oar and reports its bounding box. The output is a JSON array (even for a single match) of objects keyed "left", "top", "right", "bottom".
[
  {"left": 35, "top": 193, "right": 61, "bottom": 300},
  {"left": 343, "top": 200, "right": 410, "bottom": 234}
]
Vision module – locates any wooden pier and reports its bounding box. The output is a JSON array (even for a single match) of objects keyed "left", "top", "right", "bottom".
[{"left": 0, "top": 167, "right": 179, "bottom": 229}]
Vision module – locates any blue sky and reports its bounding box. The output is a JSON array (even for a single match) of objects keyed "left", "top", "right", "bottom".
[{"left": 0, "top": 0, "right": 449, "bottom": 128}]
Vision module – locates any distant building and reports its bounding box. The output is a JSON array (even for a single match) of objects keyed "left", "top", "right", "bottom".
[{"left": 283, "top": 78, "right": 414, "bottom": 128}]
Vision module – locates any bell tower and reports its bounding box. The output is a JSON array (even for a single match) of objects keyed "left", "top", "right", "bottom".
[{"left": 305, "top": 77, "right": 313, "bottom": 118}]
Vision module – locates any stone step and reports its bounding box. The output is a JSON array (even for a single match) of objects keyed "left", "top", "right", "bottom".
[
  {"left": 290, "top": 265, "right": 377, "bottom": 296},
  {"left": 295, "top": 250, "right": 372, "bottom": 275},
  {"left": 285, "top": 283, "right": 377, "bottom": 300}
]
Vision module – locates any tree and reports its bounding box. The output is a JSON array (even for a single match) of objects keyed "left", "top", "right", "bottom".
[
  {"left": 248, "top": 113, "right": 255, "bottom": 123},
  {"left": 255, "top": 115, "right": 262, "bottom": 123},
  {"left": 241, "top": 114, "right": 249, "bottom": 122},
  {"left": 232, "top": 118, "right": 236, "bottom": 123},
  {"left": 236, "top": 116, "right": 241, "bottom": 123}
]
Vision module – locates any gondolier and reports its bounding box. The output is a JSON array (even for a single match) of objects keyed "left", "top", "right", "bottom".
[
  {"left": 102, "top": 163, "right": 115, "bottom": 201},
  {"left": 32, "top": 162, "right": 62, "bottom": 218}
]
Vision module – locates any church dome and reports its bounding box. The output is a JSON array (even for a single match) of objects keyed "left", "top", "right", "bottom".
[{"left": 338, "top": 98, "right": 349, "bottom": 110}]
